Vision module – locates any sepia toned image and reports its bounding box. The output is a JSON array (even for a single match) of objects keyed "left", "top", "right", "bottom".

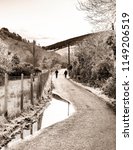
[{"left": 0, "top": 0, "right": 116, "bottom": 149}]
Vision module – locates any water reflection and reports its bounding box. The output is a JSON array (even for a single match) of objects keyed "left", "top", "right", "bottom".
[
  {"left": 41, "top": 98, "right": 74, "bottom": 128},
  {"left": 2, "top": 98, "right": 75, "bottom": 149}
]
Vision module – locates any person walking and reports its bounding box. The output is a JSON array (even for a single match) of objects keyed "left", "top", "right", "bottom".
[
  {"left": 55, "top": 70, "right": 59, "bottom": 78},
  {"left": 64, "top": 70, "right": 68, "bottom": 78}
]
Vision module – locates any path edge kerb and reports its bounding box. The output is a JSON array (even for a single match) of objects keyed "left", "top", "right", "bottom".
[
  {"left": 52, "top": 92, "right": 73, "bottom": 105},
  {"left": 68, "top": 78, "right": 116, "bottom": 112}
]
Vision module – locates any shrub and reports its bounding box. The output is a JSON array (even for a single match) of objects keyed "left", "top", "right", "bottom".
[
  {"left": 9, "top": 63, "right": 34, "bottom": 77},
  {"left": 0, "top": 67, "right": 6, "bottom": 86},
  {"left": 106, "top": 35, "right": 116, "bottom": 58},
  {"left": 11, "top": 54, "right": 20, "bottom": 66},
  {"left": 61, "top": 62, "right": 68, "bottom": 68},
  {"left": 1, "top": 27, "right": 9, "bottom": 32},
  {"left": 94, "top": 62, "right": 112, "bottom": 81},
  {"left": 0, "top": 75, "right": 4, "bottom": 86},
  {"left": 34, "top": 67, "right": 42, "bottom": 75},
  {"left": 89, "top": 61, "right": 113, "bottom": 87},
  {"left": 0, "top": 28, "right": 22, "bottom": 41},
  {"left": 68, "top": 31, "right": 115, "bottom": 99},
  {"left": 102, "top": 76, "right": 116, "bottom": 98}
]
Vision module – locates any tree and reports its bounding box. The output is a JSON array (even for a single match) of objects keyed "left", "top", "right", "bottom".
[
  {"left": 0, "top": 39, "right": 13, "bottom": 71},
  {"left": 78, "top": 0, "right": 116, "bottom": 30},
  {"left": 9, "top": 62, "right": 34, "bottom": 76},
  {"left": 11, "top": 54, "right": 20, "bottom": 66},
  {"left": 0, "top": 67, "right": 6, "bottom": 86},
  {"left": 1, "top": 27, "right": 9, "bottom": 32},
  {"left": 70, "top": 31, "right": 115, "bottom": 86},
  {"left": 106, "top": 35, "right": 116, "bottom": 58}
]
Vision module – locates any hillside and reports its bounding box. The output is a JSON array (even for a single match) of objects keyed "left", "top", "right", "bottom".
[
  {"left": 0, "top": 27, "right": 61, "bottom": 71},
  {"left": 0, "top": 28, "right": 115, "bottom": 73}
]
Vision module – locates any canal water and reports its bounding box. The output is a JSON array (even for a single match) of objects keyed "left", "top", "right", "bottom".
[{"left": 2, "top": 98, "right": 75, "bottom": 149}]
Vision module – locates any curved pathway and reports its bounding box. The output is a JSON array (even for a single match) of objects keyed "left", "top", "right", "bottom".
[{"left": 11, "top": 70, "right": 115, "bottom": 150}]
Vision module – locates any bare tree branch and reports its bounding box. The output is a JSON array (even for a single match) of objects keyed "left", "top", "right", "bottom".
[{"left": 78, "top": 0, "right": 116, "bottom": 30}]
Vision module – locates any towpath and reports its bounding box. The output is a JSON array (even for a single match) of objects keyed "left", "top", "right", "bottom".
[{"left": 10, "top": 69, "right": 115, "bottom": 150}]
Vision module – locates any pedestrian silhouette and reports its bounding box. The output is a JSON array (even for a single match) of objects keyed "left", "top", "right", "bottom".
[
  {"left": 55, "top": 70, "right": 59, "bottom": 78},
  {"left": 64, "top": 70, "right": 68, "bottom": 78}
]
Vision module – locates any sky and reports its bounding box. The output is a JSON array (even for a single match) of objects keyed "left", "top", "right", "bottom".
[{"left": 0, "top": 0, "right": 92, "bottom": 46}]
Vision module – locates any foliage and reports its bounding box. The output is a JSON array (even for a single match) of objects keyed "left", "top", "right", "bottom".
[
  {"left": 0, "top": 67, "right": 6, "bottom": 86},
  {"left": 34, "top": 67, "right": 42, "bottom": 74},
  {"left": 90, "top": 60, "right": 114, "bottom": 87},
  {"left": 0, "top": 39, "right": 13, "bottom": 71},
  {"left": 1, "top": 27, "right": 9, "bottom": 32},
  {"left": 0, "top": 28, "right": 22, "bottom": 41},
  {"left": 93, "top": 61, "right": 112, "bottom": 80},
  {"left": 70, "top": 31, "right": 115, "bottom": 98},
  {"left": 61, "top": 62, "right": 68, "bottom": 68},
  {"left": 11, "top": 54, "right": 20, "bottom": 66},
  {"left": 78, "top": 0, "right": 116, "bottom": 30},
  {"left": 102, "top": 74, "right": 116, "bottom": 98},
  {"left": 9, "top": 63, "right": 34, "bottom": 76},
  {"left": 106, "top": 35, "right": 116, "bottom": 58},
  {"left": 0, "top": 27, "right": 63, "bottom": 71},
  {"left": 42, "top": 55, "right": 62, "bottom": 69}
]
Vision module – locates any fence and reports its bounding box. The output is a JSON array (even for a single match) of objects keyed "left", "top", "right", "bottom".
[{"left": 0, "top": 71, "right": 50, "bottom": 118}]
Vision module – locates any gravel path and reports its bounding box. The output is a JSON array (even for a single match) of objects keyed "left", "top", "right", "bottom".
[{"left": 10, "top": 70, "right": 115, "bottom": 150}]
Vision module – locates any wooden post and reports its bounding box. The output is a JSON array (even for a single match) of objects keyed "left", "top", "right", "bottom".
[
  {"left": 4, "top": 73, "right": 8, "bottom": 118},
  {"left": 67, "top": 44, "right": 71, "bottom": 76},
  {"left": 30, "top": 124, "right": 33, "bottom": 135},
  {"left": 68, "top": 102, "right": 70, "bottom": 116},
  {"left": 112, "top": 23, "right": 114, "bottom": 30},
  {"left": 68, "top": 44, "right": 70, "bottom": 65},
  {"left": 30, "top": 74, "right": 34, "bottom": 105},
  {"left": 20, "top": 74, "right": 24, "bottom": 112},
  {"left": 37, "top": 118, "right": 40, "bottom": 131},
  {"left": 37, "top": 116, "right": 42, "bottom": 131},
  {"left": 50, "top": 70, "right": 52, "bottom": 91},
  {"left": 20, "top": 126, "right": 23, "bottom": 139},
  {"left": 40, "top": 74, "right": 42, "bottom": 97},
  {"left": 37, "top": 74, "right": 41, "bottom": 102}
]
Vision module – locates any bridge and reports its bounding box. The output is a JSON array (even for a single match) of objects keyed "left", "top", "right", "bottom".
[{"left": 44, "top": 33, "right": 93, "bottom": 65}]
